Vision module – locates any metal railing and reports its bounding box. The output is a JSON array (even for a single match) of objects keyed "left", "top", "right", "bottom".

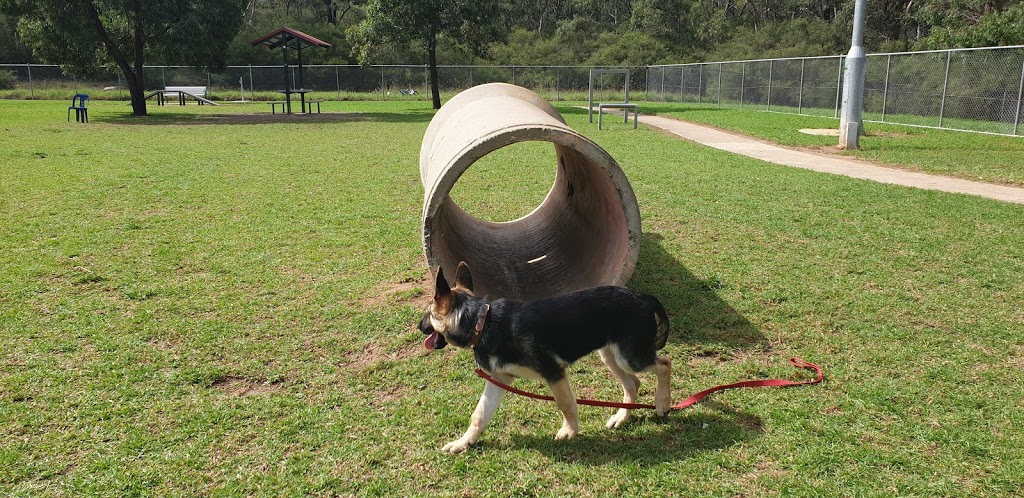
[{"left": 646, "top": 45, "right": 1024, "bottom": 136}]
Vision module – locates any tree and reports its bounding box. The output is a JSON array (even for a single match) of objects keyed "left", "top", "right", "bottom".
[
  {"left": 4, "top": 0, "right": 246, "bottom": 116},
  {"left": 349, "top": 0, "right": 502, "bottom": 109}
]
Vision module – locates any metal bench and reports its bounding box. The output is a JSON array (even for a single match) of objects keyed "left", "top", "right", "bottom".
[
  {"left": 305, "top": 99, "right": 323, "bottom": 113},
  {"left": 146, "top": 86, "right": 218, "bottom": 106},
  {"left": 269, "top": 102, "right": 287, "bottom": 114},
  {"left": 597, "top": 103, "right": 639, "bottom": 129}
]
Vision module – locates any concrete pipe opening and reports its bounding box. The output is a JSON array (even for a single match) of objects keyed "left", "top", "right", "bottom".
[{"left": 420, "top": 83, "right": 641, "bottom": 301}]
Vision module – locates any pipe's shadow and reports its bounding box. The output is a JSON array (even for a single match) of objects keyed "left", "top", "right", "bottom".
[{"left": 631, "top": 233, "right": 767, "bottom": 351}]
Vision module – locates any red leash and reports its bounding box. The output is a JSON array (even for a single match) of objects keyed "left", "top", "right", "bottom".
[{"left": 474, "top": 357, "right": 823, "bottom": 411}]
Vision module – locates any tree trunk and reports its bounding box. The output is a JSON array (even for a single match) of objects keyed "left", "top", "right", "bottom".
[
  {"left": 83, "top": 0, "right": 147, "bottom": 115},
  {"left": 129, "top": 0, "right": 147, "bottom": 115},
  {"left": 428, "top": 34, "right": 441, "bottom": 109}
]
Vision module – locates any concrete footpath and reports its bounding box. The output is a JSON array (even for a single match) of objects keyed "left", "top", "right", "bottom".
[{"left": 632, "top": 113, "right": 1024, "bottom": 205}]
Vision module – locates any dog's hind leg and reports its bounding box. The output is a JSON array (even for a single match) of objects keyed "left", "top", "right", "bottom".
[
  {"left": 642, "top": 356, "right": 673, "bottom": 416},
  {"left": 548, "top": 375, "right": 579, "bottom": 440},
  {"left": 442, "top": 373, "right": 511, "bottom": 454},
  {"left": 599, "top": 346, "right": 639, "bottom": 429}
]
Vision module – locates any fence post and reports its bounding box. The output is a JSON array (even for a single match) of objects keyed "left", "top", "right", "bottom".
[
  {"left": 626, "top": 68, "right": 631, "bottom": 103},
  {"left": 555, "top": 67, "right": 560, "bottom": 101},
  {"left": 881, "top": 54, "right": 891, "bottom": 122},
  {"left": 512, "top": 66, "right": 516, "bottom": 86},
  {"left": 26, "top": 64, "right": 33, "bottom": 100},
  {"left": 767, "top": 60, "right": 773, "bottom": 111},
  {"left": 740, "top": 62, "right": 745, "bottom": 108},
  {"left": 798, "top": 59, "right": 805, "bottom": 114},
  {"left": 677, "top": 66, "right": 683, "bottom": 103},
  {"left": 834, "top": 56, "right": 843, "bottom": 118},
  {"left": 248, "top": 65, "right": 254, "bottom": 100},
  {"left": 939, "top": 50, "right": 951, "bottom": 128},
  {"left": 207, "top": 71, "right": 212, "bottom": 98},
  {"left": 660, "top": 66, "right": 665, "bottom": 97},
  {"left": 335, "top": 65, "right": 340, "bottom": 100},
  {"left": 1014, "top": 57, "right": 1024, "bottom": 135},
  {"left": 698, "top": 64, "right": 703, "bottom": 104},
  {"left": 644, "top": 67, "right": 649, "bottom": 100},
  {"left": 161, "top": 66, "right": 166, "bottom": 88},
  {"left": 424, "top": 65, "right": 428, "bottom": 98},
  {"left": 718, "top": 62, "right": 723, "bottom": 107}
]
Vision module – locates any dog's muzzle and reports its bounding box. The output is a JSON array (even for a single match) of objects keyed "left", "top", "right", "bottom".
[{"left": 419, "top": 313, "right": 447, "bottom": 350}]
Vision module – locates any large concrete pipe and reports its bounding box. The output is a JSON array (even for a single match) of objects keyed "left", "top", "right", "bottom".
[{"left": 420, "top": 83, "right": 641, "bottom": 301}]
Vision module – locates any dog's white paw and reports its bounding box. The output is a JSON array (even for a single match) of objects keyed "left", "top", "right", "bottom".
[
  {"left": 441, "top": 438, "right": 472, "bottom": 454},
  {"left": 555, "top": 424, "right": 577, "bottom": 440},
  {"left": 655, "top": 395, "right": 672, "bottom": 417},
  {"left": 605, "top": 409, "right": 630, "bottom": 429}
]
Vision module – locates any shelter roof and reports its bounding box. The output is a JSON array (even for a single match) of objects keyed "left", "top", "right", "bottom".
[{"left": 250, "top": 27, "right": 331, "bottom": 49}]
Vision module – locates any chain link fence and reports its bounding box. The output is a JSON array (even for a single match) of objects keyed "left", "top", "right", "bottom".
[
  {"left": 5, "top": 46, "right": 1022, "bottom": 136},
  {"left": 0, "top": 63, "right": 645, "bottom": 103},
  {"left": 647, "top": 45, "right": 1024, "bottom": 136}
]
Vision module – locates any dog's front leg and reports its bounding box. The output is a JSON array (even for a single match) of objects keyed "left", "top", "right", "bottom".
[
  {"left": 548, "top": 376, "right": 579, "bottom": 440},
  {"left": 442, "top": 373, "right": 510, "bottom": 454}
]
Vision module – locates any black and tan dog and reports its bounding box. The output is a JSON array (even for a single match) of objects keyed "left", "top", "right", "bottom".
[{"left": 419, "top": 261, "right": 672, "bottom": 454}]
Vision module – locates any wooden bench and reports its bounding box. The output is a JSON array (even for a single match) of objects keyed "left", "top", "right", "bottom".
[
  {"left": 269, "top": 101, "right": 287, "bottom": 114},
  {"left": 597, "top": 102, "right": 639, "bottom": 129}
]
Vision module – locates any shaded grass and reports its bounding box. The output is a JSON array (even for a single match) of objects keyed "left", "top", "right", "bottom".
[
  {"left": 2, "top": 99, "right": 1024, "bottom": 496},
  {"left": 642, "top": 102, "right": 1024, "bottom": 186}
]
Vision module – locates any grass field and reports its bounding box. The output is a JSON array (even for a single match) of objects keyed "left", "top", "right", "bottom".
[
  {"left": 643, "top": 103, "right": 1024, "bottom": 187},
  {"left": 2, "top": 99, "right": 1024, "bottom": 496}
]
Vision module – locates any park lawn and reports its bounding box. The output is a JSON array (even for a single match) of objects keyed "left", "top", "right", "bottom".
[
  {"left": 2, "top": 99, "right": 1023, "bottom": 496},
  {"left": 641, "top": 102, "right": 1024, "bottom": 187}
]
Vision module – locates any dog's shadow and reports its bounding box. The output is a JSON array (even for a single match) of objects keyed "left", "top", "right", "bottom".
[
  {"left": 631, "top": 232, "right": 767, "bottom": 351},
  {"left": 502, "top": 401, "right": 763, "bottom": 464}
]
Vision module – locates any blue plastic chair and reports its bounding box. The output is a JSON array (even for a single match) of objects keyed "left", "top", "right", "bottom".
[{"left": 68, "top": 94, "right": 89, "bottom": 123}]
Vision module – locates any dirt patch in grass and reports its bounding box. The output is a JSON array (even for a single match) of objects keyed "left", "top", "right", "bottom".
[
  {"left": 343, "top": 340, "right": 425, "bottom": 371},
  {"left": 212, "top": 376, "right": 285, "bottom": 396},
  {"left": 368, "top": 384, "right": 411, "bottom": 409},
  {"left": 102, "top": 112, "right": 371, "bottom": 126},
  {"left": 360, "top": 271, "right": 433, "bottom": 310}
]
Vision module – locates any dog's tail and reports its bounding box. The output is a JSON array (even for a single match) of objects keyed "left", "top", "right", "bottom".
[{"left": 650, "top": 297, "right": 670, "bottom": 350}]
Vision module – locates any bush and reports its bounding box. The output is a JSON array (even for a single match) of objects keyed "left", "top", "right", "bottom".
[{"left": 0, "top": 70, "right": 16, "bottom": 90}]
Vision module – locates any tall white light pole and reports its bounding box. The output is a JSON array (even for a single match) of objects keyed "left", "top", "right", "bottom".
[{"left": 839, "top": 0, "right": 868, "bottom": 149}]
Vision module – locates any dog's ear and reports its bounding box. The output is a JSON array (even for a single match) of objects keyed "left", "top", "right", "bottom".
[
  {"left": 454, "top": 261, "right": 473, "bottom": 292},
  {"left": 433, "top": 266, "right": 453, "bottom": 300}
]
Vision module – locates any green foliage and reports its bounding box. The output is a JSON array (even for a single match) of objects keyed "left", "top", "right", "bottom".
[
  {"left": 349, "top": 0, "right": 502, "bottom": 107},
  {"left": 7, "top": 0, "right": 247, "bottom": 70},
  {"left": 349, "top": 0, "right": 501, "bottom": 63},
  {"left": 0, "top": 68, "right": 14, "bottom": 88},
  {"left": 489, "top": 29, "right": 563, "bottom": 65},
  {"left": 3, "top": 0, "right": 247, "bottom": 114},
  {"left": 918, "top": 3, "right": 1024, "bottom": 48},
  {"left": 5, "top": 0, "right": 1024, "bottom": 69},
  {"left": 588, "top": 30, "right": 670, "bottom": 66},
  {"left": 0, "top": 13, "right": 30, "bottom": 62},
  {"left": 707, "top": 18, "right": 848, "bottom": 61}
]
